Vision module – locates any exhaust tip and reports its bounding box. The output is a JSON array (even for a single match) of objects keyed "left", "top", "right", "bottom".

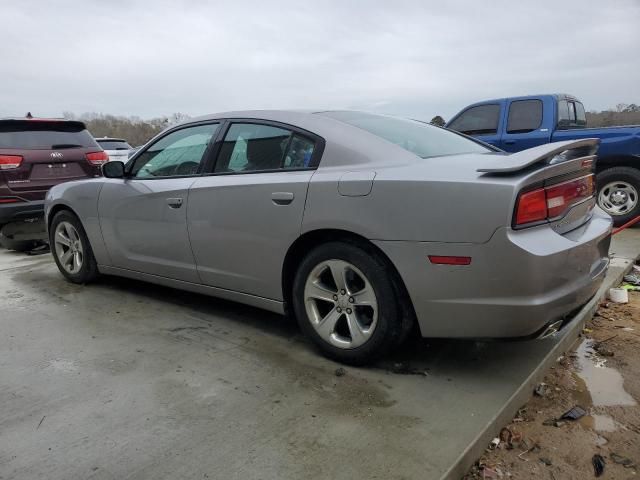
[{"left": 540, "top": 320, "right": 563, "bottom": 339}]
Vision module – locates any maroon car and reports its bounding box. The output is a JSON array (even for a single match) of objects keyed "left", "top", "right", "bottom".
[{"left": 0, "top": 118, "right": 107, "bottom": 250}]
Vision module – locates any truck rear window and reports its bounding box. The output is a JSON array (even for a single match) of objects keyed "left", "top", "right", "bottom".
[
  {"left": 0, "top": 121, "right": 98, "bottom": 149},
  {"left": 97, "top": 140, "right": 132, "bottom": 150},
  {"left": 319, "top": 111, "right": 491, "bottom": 158}
]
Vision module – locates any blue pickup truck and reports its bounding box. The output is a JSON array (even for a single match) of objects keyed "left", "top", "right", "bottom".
[{"left": 446, "top": 94, "right": 640, "bottom": 226}]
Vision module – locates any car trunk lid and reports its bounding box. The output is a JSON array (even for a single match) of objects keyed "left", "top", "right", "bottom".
[{"left": 477, "top": 138, "right": 601, "bottom": 234}]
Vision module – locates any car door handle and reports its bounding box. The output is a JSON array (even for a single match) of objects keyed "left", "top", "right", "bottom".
[
  {"left": 166, "top": 197, "right": 184, "bottom": 208},
  {"left": 271, "top": 192, "right": 294, "bottom": 205},
  {"left": 504, "top": 140, "right": 516, "bottom": 145}
]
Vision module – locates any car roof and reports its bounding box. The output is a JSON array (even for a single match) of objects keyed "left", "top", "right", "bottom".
[
  {"left": 463, "top": 93, "right": 580, "bottom": 106},
  {"left": 173, "top": 110, "right": 430, "bottom": 169},
  {"left": 0, "top": 118, "right": 87, "bottom": 129}
]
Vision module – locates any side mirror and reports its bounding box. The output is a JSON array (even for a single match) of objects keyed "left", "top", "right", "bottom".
[{"left": 102, "top": 161, "right": 125, "bottom": 179}]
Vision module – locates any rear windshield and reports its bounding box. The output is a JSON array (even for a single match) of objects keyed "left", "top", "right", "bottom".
[
  {"left": 0, "top": 121, "right": 98, "bottom": 149},
  {"left": 97, "top": 140, "right": 132, "bottom": 150},
  {"left": 319, "top": 111, "right": 491, "bottom": 158}
]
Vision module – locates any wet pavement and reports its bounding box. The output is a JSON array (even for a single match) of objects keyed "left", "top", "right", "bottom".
[{"left": 1, "top": 229, "right": 639, "bottom": 480}]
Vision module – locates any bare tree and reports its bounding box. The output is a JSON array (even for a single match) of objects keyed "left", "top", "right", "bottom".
[{"left": 430, "top": 115, "right": 446, "bottom": 127}]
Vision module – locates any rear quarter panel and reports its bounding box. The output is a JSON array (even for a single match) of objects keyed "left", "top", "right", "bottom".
[
  {"left": 45, "top": 179, "right": 110, "bottom": 265},
  {"left": 303, "top": 155, "right": 517, "bottom": 244}
]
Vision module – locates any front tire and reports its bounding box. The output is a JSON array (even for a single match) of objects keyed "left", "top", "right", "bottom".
[
  {"left": 292, "top": 241, "right": 404, "bottom": 365},
  {"left": 49, "top": 210, "right": 99, "bottom": 284},
  {"left": 596, "top": 167, "right": 640, "bottom": 226}
]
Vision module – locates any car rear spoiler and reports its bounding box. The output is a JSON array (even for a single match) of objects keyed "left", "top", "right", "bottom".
[{"left": 477, "top": 138, "right": 599, "bottom": 173}]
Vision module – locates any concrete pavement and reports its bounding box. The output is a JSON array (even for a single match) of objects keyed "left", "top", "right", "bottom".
[{"left": 1, "top": 228, "right": 638, "bottom": 480}]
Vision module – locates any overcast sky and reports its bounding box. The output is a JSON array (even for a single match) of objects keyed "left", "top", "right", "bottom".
[{"left": 1, "top": 0, "right": 638, "bottom": 121}]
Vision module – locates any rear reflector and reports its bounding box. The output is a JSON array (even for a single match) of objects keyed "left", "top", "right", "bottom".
[
  {"left": 514, "top": 174, "right": 595, "bottom": 228},
  {"left": 0, "top": 154, "right": 23, "bottom": 170},
  {"left": 85, "top": 151, "right": 109, "bottom": 165},
  {"left": 0, "top": 197, "right": 23, "bottom": 203},
  {"left": 428, "top": 255, "right": 472, "bottom": 265}
]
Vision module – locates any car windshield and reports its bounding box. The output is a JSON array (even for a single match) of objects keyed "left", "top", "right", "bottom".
[
  {"left": 0, "top": 121, "right": 98, "bottom": 149},
  {"left": 97, "top": 140, "right": 132, "bottom": 150},
  {"left": 319, "top": 111, "right": 491, "bottom": 158}
]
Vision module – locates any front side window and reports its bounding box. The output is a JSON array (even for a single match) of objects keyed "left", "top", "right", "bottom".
[
  {"left": 320, "top": 111, "right": 490, "bottom": 158},
  {"left": 506, "top": 100, "right": 543, "bottom": 133},
  {"left": 131, "top": 123, "right": 219, "bottom": 178},
  {"left": 215, "top": 123, "right": 314, "bottom": 173},
  {"left": 447, "top": 104, "right": 501, "bottom": 136}
]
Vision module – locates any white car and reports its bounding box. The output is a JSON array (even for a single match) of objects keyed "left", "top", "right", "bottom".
[{"left": 95, "top": 137, "right": 131, "bottom": 163}]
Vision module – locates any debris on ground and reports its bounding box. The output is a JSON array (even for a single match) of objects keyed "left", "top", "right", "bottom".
[
  {"left": 592, "top": 454, "right": 606, "bottom": 477},
  {"left": 389, "top": 361, "right": 428, "bottom": 376},
  {"left": 561, "top": 405, "right": 587, "bottom": 421},
  {"left": 334, "top": 367, "right": 346, "bottom": 377},
  {"left": 533, "top": 382, "right": 548, "bottom": 397},
  {"left": 623, "top": 273, "right": 640, "bottom": 285},
  {"left": 26, "top": 243, "right": 50, "bottom": 256},
  {"left": 465, "top": 288, "right": 640, "bottom": 480},
  {"left": 609, "top": 287, "right": 628, "bottom": 303},
  {"left": 610, "top": 453, "right": 635, "bottom": 468}
]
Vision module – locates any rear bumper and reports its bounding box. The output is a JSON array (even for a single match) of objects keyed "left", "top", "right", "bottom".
[
  {"left": 0, "top": 200, "right": 45, "bottom": 225},
  {"left": 374, "top": 207, "right": 612, "bottom": 339}
]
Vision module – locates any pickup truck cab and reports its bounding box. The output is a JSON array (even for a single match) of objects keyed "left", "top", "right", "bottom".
[{"left": 446, "top": 94, "right": 640, "bottom": 225}]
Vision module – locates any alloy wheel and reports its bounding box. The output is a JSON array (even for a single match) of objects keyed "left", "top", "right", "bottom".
[
  {"left": 53, "top": 221, "right": 84, "bottom": 274},
  {"left": 303, "top": 259, "right": 378, "bottom": 349}
]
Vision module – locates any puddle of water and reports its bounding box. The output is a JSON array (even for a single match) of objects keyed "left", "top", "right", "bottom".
[{"left": 575, "top": 339, "right": 637, "bottom": 407}]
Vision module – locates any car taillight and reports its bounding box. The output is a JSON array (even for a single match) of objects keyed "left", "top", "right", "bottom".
[
  {"left": 545, "top": 175, "right": 595, "bottom": 219},
  {"left": 85, "top": 151, "right": 109, "bottom": 165},
  {"left": 514, "top": 174, "right": 595, "bottom": 228},
  {"left": 0, "top": 154, "right": 23, "bottom": 170},
  {"left": 515, "top": 188, "right": 547, "bottom": 226}
]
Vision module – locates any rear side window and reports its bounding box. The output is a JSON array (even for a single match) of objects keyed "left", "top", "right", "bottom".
[
  {"left": 557, "top": 100, "right": 587, "bottom": 129},
  {"left": 447, "top": 104, "right": 501, "bottom": 135},
  {"left": 506, "top": 100, "right": 543, "bottom": 134},
  {"left": 320, "top": 111, "right": 490, "bottom": 158},
  {"left": 97, "top": 140, "right": 131, "bottom": 150},
  {"left": 214, "top": 123, "right": 316, "bottom": 173},
  {"left": 0, "top": 121, "right": 98, "bottom": 149}
]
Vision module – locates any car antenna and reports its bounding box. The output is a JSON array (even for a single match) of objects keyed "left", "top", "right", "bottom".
[{"left": 25, "top": 112, "right": 33, "bottom": 119}]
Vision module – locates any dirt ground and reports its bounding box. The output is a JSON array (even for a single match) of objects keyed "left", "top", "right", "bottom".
[{"left": 465, "top": 283, "right": 640, "bottom": 479}]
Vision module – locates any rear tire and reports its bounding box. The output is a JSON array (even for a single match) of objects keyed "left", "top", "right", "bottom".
[
  {"left": 292, "top": 241, "right": 404, "bottom": 365},
  {"left": 0, "top": 229, "right": 40, "bottom": 252},
  {"left": 596, "top": 167, "right": 640, "bottom": 227},
  {"left": 49, "top": 210, "right": 99, "bottom": 284}
]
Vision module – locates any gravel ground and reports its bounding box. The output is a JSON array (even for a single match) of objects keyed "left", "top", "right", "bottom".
[{"left": 465, "top": 284, "right": 640, "bottom": 479}]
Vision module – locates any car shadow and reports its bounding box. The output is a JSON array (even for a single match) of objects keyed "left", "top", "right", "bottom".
[{"left": 94, "top": 274, "right": 513, "bottom": 376}]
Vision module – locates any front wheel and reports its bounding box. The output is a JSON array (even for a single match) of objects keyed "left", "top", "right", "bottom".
[
  {"left": 596, "top": 167, "right": 640, "bottom": 227},
  {"left": 49, "top": 210, "right": 99, "bottom": 283},
  {"left": 292, "top": 241, "right": 404, "bottom": 365}
]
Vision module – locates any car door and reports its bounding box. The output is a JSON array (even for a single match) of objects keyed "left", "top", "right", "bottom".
[
  {"left": 187, "top": 121, "right": 322, "bottom": 300},
  {"left": 447, "top": 103, "right": 502, "bottom": 148},
  {"left": 98, "top": 122, "right": 220, "bottom": 282},
  {"left": 500, "top": 99, "right": 551, "bottom": 152}
]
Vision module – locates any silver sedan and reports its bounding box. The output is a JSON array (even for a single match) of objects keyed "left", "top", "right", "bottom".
[{"left": 45, "top": 111, "right": 612, "bottom": 364}]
